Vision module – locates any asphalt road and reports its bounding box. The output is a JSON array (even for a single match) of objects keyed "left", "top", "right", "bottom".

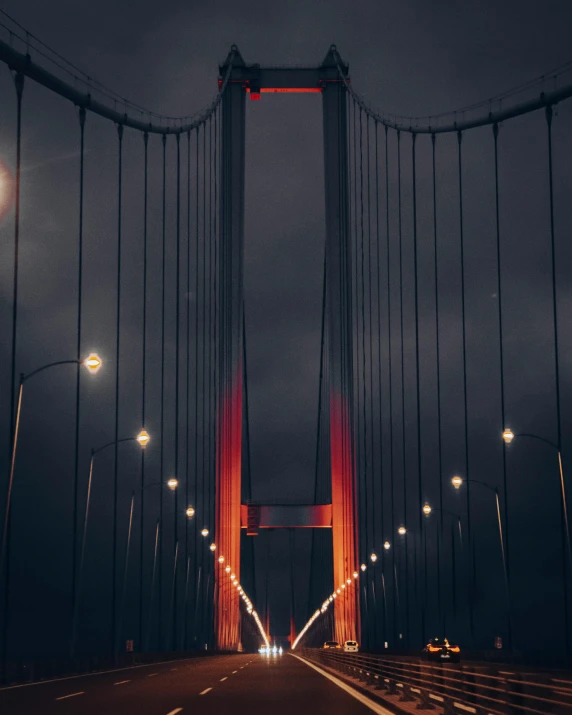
[{"left": 0, "top": 652, "right": 389, "bottom": 714}]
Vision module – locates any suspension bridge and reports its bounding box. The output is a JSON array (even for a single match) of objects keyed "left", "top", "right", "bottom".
[{"left": 1, "top": 17, "right": 572, "bottom": 714}]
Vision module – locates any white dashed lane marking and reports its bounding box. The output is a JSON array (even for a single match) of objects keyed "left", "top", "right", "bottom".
[
  {"left": 55, "top": 692, "right": 84, "bottom": 701},
  {"left": 114, "top": 680, "right": 131, "bottom": 685},
  {"left": 220, "top": 677, "right": 227, "bottom": 681},
  {"left": 166, "top": 709, "right": 183, "bottom": 715},
  {"left": 200, "top": 688, "right": 212, "bottom": 695},
  {"left": 232, "top": 670, "right": 238, "bottom": 673},
  {"left": 147, "top": 673, "right": 158, "bottom": 678}
]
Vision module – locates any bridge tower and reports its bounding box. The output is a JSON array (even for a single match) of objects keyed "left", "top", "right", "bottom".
[{"left": 215, "top": 46, "right": 359, "bottom": 650}]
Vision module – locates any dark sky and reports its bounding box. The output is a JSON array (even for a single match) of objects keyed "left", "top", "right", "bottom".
[{"left": 1, "top": 0, "right": 572, "bottom": 657}]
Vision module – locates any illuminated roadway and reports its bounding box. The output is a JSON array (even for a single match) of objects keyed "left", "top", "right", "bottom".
[{"left": 0, "top": 652, "right": 388, "bottom": 714}]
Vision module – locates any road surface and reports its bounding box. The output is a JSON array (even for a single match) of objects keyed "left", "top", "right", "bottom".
[{"left": 0, "top": 652, "right": 390, "bottom": 714}]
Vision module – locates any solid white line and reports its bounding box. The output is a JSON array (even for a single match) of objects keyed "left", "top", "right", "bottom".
[
  {"left": 166, "top": 709, "right": 183, "bottom": 715},
  {"left": 0, "top": 655, "right": 217, "bottom": 691},
  {"left": 232, "top": 670, "right": 238, "bottom": 673},
  {"left": 220, "top": 676, "right": 227, "bottom": 681},
  {"left": 114, "top": 680, "right": 131, "bottom": 685},
  {"left": 170, "top": 668, "right": 178, "bottom": 671},
  {"left": 290, "top": 655, "right": 393, "bottom": 715},
  {"left": 147, "top": 673, "right": 158, "bottom": 677},
  {"left": 199, "top": 687, "right": 212, "bottom": 695},
  {"left": 55, "top": 691, "right": 85, "bottom": 701}
]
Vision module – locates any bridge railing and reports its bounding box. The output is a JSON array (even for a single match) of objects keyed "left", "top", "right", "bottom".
[{"left": 297, "top": 648, "right": 572, "bottom": 714}]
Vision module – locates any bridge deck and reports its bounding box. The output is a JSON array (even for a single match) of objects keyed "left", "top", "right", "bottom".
[{"left": 0, "top": 653, "right": 384, "bottom": 715}]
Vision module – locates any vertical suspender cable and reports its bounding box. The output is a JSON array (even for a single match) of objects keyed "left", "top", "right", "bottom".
[
  {"left": 202, "top": 123, "right": 207, "bottom": 541},
  {"left": 384, "top": 125, "right": 396, "bottom": 645},
  {"left": 207, "top": 115, "right": 213, "bottom": 558},
  {"left": 545, "top": 107, "right": 569, "bottom": 655},
  {"left": 493, "top": 123, "right": 516, "bottom": 646},
  {"left": 352, "top": 100, "right": 360, "bottom": 570},
  {"left": 397, "top": 129, "right": 409, "bottom": 646},
  {"left": 159, "top": 133, "right": 167, "bottom": 650},
  {"left": 184, "top": 129, "right": 191, "bottom": 649},
  {"left": 139, "top": 130, "right": 149, "bottom": 652},
  {"left": 214, "top": 110, "right": 221, "bottom": 639},
  {"left": 173, "top": 132, "right": 181, "bottom": 649},
  {"left": 207, "top": 114, "right": 213, "bottom": 643},
  {"left": 2, "top": 71, "right": 24, "bottom": 677},
  {"left": 431, "top": 134, "right": 444, "bottom": 637},
  {"left": 366, "top": 115, "right": 377, "bottom": 646},
  {"left": 112, "top": 122, "right": 124, "bottom": 655},
  {"left": 375, "top": 121, "right": 386, "bottom": 644},
  {"left": 545, "top": 106, "right": 563, "bottom": 484},
  {"left": 411, "top": 133, "right": 425, "bottom": 644},
  {"left": 359, "top": 107, "right": 368, "bottom": 579},
  {"left": 493, "top": 123, "right": 513, "bottom": 649},
  {"left": 309, "top": 253, "right": 327, "bottom": 614},
  {"left": 193, "top": 126, "right": 200, "bottom": 642},
  {"left": 457, "top": 130, "right": 475, "bottom": 648},
  {"left": 213, "top": 112, "right": 219, "bottom": 598},
  {"left": 71, "top": 106, "right": 86, "bottom": 655}
]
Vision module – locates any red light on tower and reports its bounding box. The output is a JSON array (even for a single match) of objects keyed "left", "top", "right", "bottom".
[{"left": 249, "top": 79, "right": 261, "bottom": 101}]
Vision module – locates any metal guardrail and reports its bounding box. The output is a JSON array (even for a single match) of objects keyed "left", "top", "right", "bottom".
[{"left": 299, "top": 648, "right": 572, "bottom": 714}]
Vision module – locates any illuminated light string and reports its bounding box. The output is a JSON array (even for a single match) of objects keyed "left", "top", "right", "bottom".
[
  {"left": 177, "top": 505, "right": 269, "bottom": 649},
  {"left": 213, "top": 548, "right": 269, "bottom": 648},
  {"left": 291, "top": 567, "right": 362, "bottom": 650}
]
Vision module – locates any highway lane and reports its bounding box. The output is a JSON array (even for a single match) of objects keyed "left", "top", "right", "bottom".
[{"left": 0, "top": 651, "right": 389, "bottom": 714}]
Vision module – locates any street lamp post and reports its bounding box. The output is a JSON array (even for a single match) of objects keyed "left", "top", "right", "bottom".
[
  {"left": 452, "top": 476, "right": 512, "bottom": 651},
  {"left": 136, "top": 476, "right": 178, "bottom": 652},
  {"left": 396, "top": 528, "right": 412, "bottom": 646},
  {"left": 1, "top": 354, "right": 102, "bottom": 587},
  {"left": 422, "top": 504, "right": 463, "bottom": 638},
  {"left": 71, "top": 429, "right": 148, "bottom": 657},
  {"left": 146, "top": 504, "right": 193, "bottom": 654},
  {"left": 0, "top": 354, "right": 101, "bottom": 671},
  {"left": 503, "top": 428, "right": 571, "bottom": 654}
]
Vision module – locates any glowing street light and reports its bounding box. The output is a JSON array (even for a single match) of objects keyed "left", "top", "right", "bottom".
[
  {"left": 225, "top": 566, "right": 231, "bottom": 573},
  {"left": 398, "top": 526, "right": 407, "bottom": 536},
  {"left": 502, "top": 428, "right": 515, "bottom": 444},
  {"left": 370, "top": 552, "right": 378, "bottom": 563},
  {"left": 383, "top": 541, "right": 391, "bottom": 550},
  {"left": 353, "top": 571, "right": 359, "bottom": 579},
  {"left": 136, "top": 430, "right": 150, "bottom": 448},
  {"left": 186, "top": 506, "right": 195, "bottom": 518},
  {"left": 83, "top": 352, "right": 103, "bottom": 374},
  {"left": 218, "top": 555, "right": 225, "bottom": 563},
  {"left": 167, "top": 478, "right": 178, "bottom": 491},
  {"left": 360, "top": 563, "right": 367, "bottom": 572},
  {"left": 201, "top": 528, "right": 209, "bottom": 537},
  {"left": 347, "top": 578, "right": 352, "bottom": 584},
  {"left": 452, "top": 475, "right": 463, "bottom": 490},
  {"left": 210, "top": 543, "right": 216, "bottom": 552},
  {"left": 422, "top": 504, "right": 432, "bottom": 517}
]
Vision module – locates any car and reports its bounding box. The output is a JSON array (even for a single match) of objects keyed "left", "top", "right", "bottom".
[
  {"left": 343, "top": 640, "right": 359, "bottom": 653},
  {"left": 423, "top": 638, "right": 461, "bottom": 663},
  {"left": 323, "top": 640, "right": 341, "bottom": 649}
]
